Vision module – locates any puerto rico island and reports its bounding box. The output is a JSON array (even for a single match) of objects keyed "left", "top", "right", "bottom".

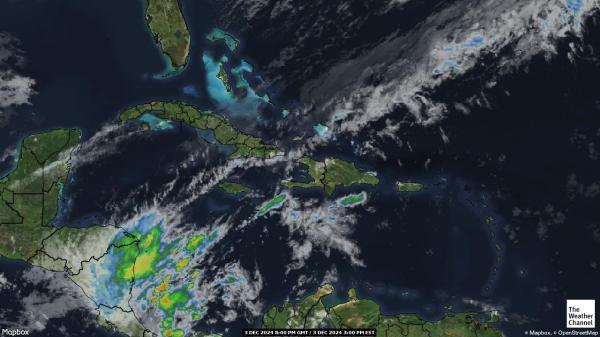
[{"left": 396, "top": 182, "right": 424, "bottom": 192}]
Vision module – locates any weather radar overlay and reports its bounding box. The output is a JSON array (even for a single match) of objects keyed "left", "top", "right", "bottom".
[{"left": 0, "top": 0, "right": 599, "bottom": 337}]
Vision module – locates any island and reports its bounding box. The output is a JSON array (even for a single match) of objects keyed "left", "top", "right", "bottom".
[
  {"left": 217, "top": 181, "right": 251, "bottom": 195},
  {"left": 119, "top": 101, "right": 279, "bottom": 159},
  {"left": 206, "top": 28, "right": 240, "bottom": 51},
  {"left": 217, "top": 64, "right": 233, "bottom": 92},
  {"left": 284, "top": 158, "right": 379, "bottom": 195},
  {"left": 396, "top": 182, "right": 424, "bottom": 192},
  {"left": 145, "top": 0, "right": 191, "bottom": 69},
  {"left": 261, "top": 284, "right": 504, "bottom": 337}
]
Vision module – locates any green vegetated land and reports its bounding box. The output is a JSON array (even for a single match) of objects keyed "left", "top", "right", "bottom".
[
  {"left": 396, "top": 182, "right": 423, "bottom": 192},
  {"left": 0, "top": 129, "right": 212, "bottom": 337},
  {"left": 145, "top": 0, "right": 190, "bottom": 69},
  {"left": 217, "top": 65, "right": 232, "bottom": 92},
  {"left": 0, "top": 130, "right": 126, "bottom": 274},
  {"left": 218, "top": 181, "right": 251, "bottom": 194},
  {"left": 284, "top": 158, "right": 379, "bottom": 195},
  {"left": 0, "top": 129, "right": 81, "bottom": 261},
  {"left": 262, "top": 285, "right": 504, "bottom": 337},
  {"left": 206, "top": 28, "right": 240, "bottom": 51},
  {"left": 120, "top": 101, "right": 279, "bottom": 159}
]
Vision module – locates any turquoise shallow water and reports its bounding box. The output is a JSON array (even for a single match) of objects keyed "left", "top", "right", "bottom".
[
  {"left": 202, "top": 50, "right": 271, "bottom": 116},
  {"left": 313, "top": 123, "right": 329, "bottom": 137},
  {"left": 138, "top": 113, "right": 175, "bottom": 130}
]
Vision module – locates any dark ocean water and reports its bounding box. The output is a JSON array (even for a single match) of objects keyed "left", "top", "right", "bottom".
[{"left": 0, "top": 1, "right": 599, "bottom": 337}]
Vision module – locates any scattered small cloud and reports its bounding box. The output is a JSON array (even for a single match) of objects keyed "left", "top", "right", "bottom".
[
  {"left": 0, "top": 272, "right": 15, "bottom": 291},
  {"left": 0, "top": 32, "right": 36, "bottom": 120},
  {"left": 279, "top": 198, "right": 365, "bottom": 272}
]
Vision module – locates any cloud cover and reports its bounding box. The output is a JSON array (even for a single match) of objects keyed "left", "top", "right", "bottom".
[{"left": 0, "top": 32, "right": 36, "bottom": 117}]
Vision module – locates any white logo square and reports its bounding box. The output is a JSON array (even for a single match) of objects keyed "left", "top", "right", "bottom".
[{"left": 566, "top": 299, "right": 595, "bottom": 328}]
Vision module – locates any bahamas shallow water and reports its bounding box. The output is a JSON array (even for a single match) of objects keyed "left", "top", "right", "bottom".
[{"left": 0, "top": 1, "right": 599, "bottom": 337}]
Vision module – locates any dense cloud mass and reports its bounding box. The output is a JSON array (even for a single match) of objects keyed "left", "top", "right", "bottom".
[
  {"left": 0, "top": 267, "right": 93, "bottom": 332},
  {"left": 0, "top": 32, "right": 35, "bottom": 116},
  {"left": 216, "top": 0, "right": 598, "bottom": 132}
]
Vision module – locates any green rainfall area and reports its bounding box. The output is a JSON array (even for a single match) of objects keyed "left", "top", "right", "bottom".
[
  {"left": 284, "top": 157, "right": 379, "bottom": 195},
  {"left": 0, "top": 129, "right": 81, "bottom": 260},
  {"left": 261, "top": 285, "right": 504, "bottom": 337},
  {"left": 120, "top": 101, "right": 279, "bottom": 159},
  {"left": 257, "top": 194, "right": 287, "bottom": 216}
]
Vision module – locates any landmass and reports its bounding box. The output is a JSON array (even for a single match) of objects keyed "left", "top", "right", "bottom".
[
  {"left": 119, "top": 101, "right": 279, "bottom": 159},
  {"left": 261, "top": 285, "right": 504, "bottom": 337},
  {"left": 284, "top": 158, "right": 379, "bottom": 195},
  {"left": 396, "top": 182, "right": 424, "bottom": 192},
  {"left": 0, "top": 130, "right": 231, "bottom": 337},
  {"left": 0, "top": 124, "right": 499, "bottom": 337},
  {"left": 217, "top": 64, "right": 232, "bottom": 92},
  {"left": 218, "top": 181, "right": 251, "bottom": 194},
  {"left": 206, "top": 28, "right": 240, "bottom": 51},
  {"left": 145, "top": 0, "right": 190, "bottom": 69},
  {"left": 0, "top": 128, "right": 81, "bottom": 260}
]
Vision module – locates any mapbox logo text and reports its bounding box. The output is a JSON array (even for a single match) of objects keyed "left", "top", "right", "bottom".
[{"left": 1, "top": 329, "right": 29, "bottom": 336}]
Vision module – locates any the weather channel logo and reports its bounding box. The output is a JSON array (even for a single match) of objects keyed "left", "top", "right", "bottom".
[{"left": 567, "top": 300, "right": 596, "bottom": 328}]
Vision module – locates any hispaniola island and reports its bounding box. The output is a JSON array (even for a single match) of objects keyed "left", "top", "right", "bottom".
[{"left": 0, "top": 0, "right": 599, "bottom": 337}]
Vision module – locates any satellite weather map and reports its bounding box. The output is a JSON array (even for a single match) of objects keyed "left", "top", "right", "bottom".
[{"left": 0, "top": 0, "right": 599, "bottom": 336}]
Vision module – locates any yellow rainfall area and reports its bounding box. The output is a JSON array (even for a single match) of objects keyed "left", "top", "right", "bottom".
[
  {"left": 144, "top": 233, "right": 154, "bottom": 248},
  {"left": 134, "top": 250, "right": 158, "bottom": 277},
  {"left": 155, "top": 275, "right": 171, "bottom": 294},
  {"left": 123, "top": 265, "right": 135, "bottom": 280},
  {"left": 175, "top": 258, "right": 189, "bottom": 271},
  {"left": 159, "top": 293, "right": 174, "bottom": 309}
]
